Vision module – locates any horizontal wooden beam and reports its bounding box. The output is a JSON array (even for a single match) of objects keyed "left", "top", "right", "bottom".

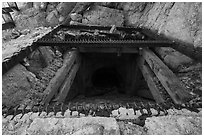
[
  {"left": 79, "top": 47, "right": 138, "bottom": 53},
  {"left": 137, "top": 56, "right": 165, "bottom": 103},
  {"left": 42, "top": 50, "right": 79, "bottom": 105},
  {"left": 141, "top": 48, "right": 192, "bottom": 104},
  {"left": 36, "top": 40, "right": 174, "bottom": 48}
]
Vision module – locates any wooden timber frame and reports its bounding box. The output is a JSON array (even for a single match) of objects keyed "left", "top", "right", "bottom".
[
  {"left": 138, "top": 48, "right": 193, "bottom": 104},
  {"left": 34, "top": 24, "right": 196, "bottom": 106},
  {"left": 41, "top": 47, "right": 193, "bottom": 105},
  {"left": 42, "top": 49, "right": 80, "bottom": 105},
  {"left": 137, "top": 56, "right": 165, "bottom": 103}
]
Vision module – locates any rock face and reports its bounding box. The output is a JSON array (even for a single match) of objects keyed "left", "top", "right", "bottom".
[
  {"left": 46, "top": 2, "right": 77, "bottom": 26},
  {"left": 145, "top": 115, "right": 202, "bottom": 135},
  {"left": 14, "top": 8, "right": 48, "bottom": 30},
  {"left": 2, "top": 64, "right": 36, "bottom": 107},
  {"left": 46, "top": 10, "right": 60, "bottom": 27},
  {"left": 26, "top": 117, "right": 120, "bottom": 135},
  {"left": 122, "top": 2, "right": 202, "bottom": 48},
  {"left": 82, "top": 5, "right": 124, "bottom": 26},
  {"left": 15, "top": 2, "right": 33, "bottom": 10}
]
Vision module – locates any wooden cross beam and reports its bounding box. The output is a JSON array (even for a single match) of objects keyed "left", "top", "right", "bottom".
[
  {"left": 55, "top": 56, "right": 80, "bottom": 103},
  {"left": 141, "top": 48, "right": 193, "bottom": 104},
  {"left": 137, "top": 56, "right": 165, "bottom": 103},
  {"left": 42, "top": 50, "right": 80, "bottom": 105}
]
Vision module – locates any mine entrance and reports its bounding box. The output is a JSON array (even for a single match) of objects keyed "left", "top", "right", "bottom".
[
  {"left": 3, "top": 24, "right": 200, "bottom": 121},
  {"left": 65, "top": 52, "right": 155, "bottom": 103}
]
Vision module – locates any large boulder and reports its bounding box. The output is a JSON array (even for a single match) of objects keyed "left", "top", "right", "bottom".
[
  {"left": 46, "top": 10, "right": 60, "bottom": 27},
  {"left": 46, "top": 2, "right": 59, "bottom": 13},
  {"left": 15, "top": 2, "right": 33, "bottom": 10},
  {"left": 56, "top": 2, "right": 77, "bottom": 17},
  {"left": 33, "top": 2, "right": 47, "bottom": 11},
  {"left": 145, "top": 115, "right": 202, "bottom": 135},
  {"left": 82, "top": 5, "right": 124, "bottom": 26},
  {"left": 2, "top": 64, "right": 36, "bottom": 107},
  {"left": 14, "top": 8, "right": 48, "bottom": 30},
  {"left": 46, "top": 2, "right": 77, "bottom": 26},
  {"left": 122, "top": 2, "right": 202, "bottom": 48},
  {"left": 26, "top": 117, "right": 120, "bottom": 135}
]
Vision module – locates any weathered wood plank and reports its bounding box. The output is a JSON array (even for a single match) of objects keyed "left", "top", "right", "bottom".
[
  {"left": 79, "top": 47, "right": 138, "bottom": 53},
  {"left": 142, "top": 48, "right": 192, "bottom": 104},
  {"left": 55, "top": 58, "right": 80, "bottom": 102},
  {"left": 137, "top": 56, "right": 165, "bottom": 103},
  {"left": 42, "top": 50, "right": 79, "bottom": 105}
]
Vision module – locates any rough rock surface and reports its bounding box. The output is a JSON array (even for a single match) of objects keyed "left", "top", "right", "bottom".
[
  {"left": 82, "top": 6, "right": 124, "bottom": 26},
  {"left": 2, "top": 64, "right": 36, "bottom": 107},
  {"left": 145, "top": 115, "right": 202, "bottom": 135},
  {"left": 57, "top": 2, "right": 77, "bottom": 24},
  {"left": 3, "top": 117, "right": 120, "bottom": 135},
  {"left": 2, "top": 26, "right": 52, "bottom": 61},
  {"left": 15, "top": 2, "right": 33, "bottom": 10},
  {"left": 2, "top": 108, "right": 202, "bottom": 135},
  {"left": 46, "top": 10, "right": 60, "bottom": 27},
  {"left": 123, "top": 2, "right": 202, "bottom": 48},
  {"left": 118, "top": 121, "right": 146, "bottom": 135}
]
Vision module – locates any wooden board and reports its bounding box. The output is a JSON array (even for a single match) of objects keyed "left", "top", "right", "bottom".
[
  {"left": 79, "top": 47, "right": 139, "bottom": 53},
  {"left": 42, "top": 50, "right": 79, "bottom": 105},
  {"left": 137, "top": 56, "right": 165, "bottom": 103},
  {"left": 55, "top": 59, "right": 80, "bottom": 102},
  {"left": 141, "top": 48, "right": 192, "bottom": 104}
]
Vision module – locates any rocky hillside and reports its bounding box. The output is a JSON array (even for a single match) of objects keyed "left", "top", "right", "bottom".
[
  {"left": 123, "top": 2, "right": 202, "bottom": 48},
  {"left": 3, "top": 2, "right": 201, "bottom": 48}
]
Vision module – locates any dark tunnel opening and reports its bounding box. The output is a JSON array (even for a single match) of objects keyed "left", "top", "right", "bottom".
[{"left": 91, "top": 66, "right": 124, "bottom": 93}]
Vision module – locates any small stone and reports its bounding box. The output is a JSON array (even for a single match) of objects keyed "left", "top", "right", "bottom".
[
  {"left": 30, "top": 113, "right": 40, "bottom": 120},
  {"left": 7, "top": 121, "right": 15, "bottom": 131},
  {"left": 71, "top": 111, "right": 78, "bottom": 117},
  {"left": 15, "top": 121, "right": 23, "bottom": 129},
  {"left": 25, "top": 118, "right": 33, "bottom": 125},
  {"left": 20, "top": 113, "right": 31, "bottom": 123},
  {"left": 59, "top": 15, "right": 65, "bottom": 23},
  {"left": 2, "top": 118, "right": 9, "bottom": 124},
  {"left": 70, "top": 13, "right": 82, "bottom": 21}
]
